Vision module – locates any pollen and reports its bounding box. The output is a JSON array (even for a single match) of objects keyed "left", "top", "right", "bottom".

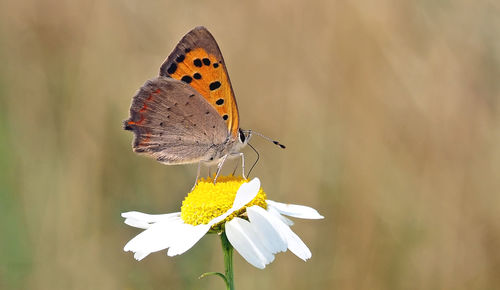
[{"left": 181, "top": 175, "right": 267, "bottom": 226}]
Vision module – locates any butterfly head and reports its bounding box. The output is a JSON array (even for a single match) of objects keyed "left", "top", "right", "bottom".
[{"left": 238, "top": 128, "right": 252, "bottom": 145}]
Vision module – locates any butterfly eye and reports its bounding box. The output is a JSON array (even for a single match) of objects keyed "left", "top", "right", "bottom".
[{"left": 238, "top": 129, "right": 246, "bottom": 143}]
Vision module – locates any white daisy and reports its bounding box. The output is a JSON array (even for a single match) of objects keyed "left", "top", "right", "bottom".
[{"left": 122, "top": 176, "right": 324, "bottom": 269}]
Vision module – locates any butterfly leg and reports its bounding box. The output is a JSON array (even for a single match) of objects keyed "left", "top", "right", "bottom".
[
  {"left": 232, "top": 158, "right": 239, "bottom": 176},
  {"left": 214, "top": 154, "right": 229, "bottom": 184},
  {"left": 238, "top": 152, "right": 246, "bottom": 179},
  {"left": 229, "top": 152, "right": 246, "bottom": 179},
  {"left": 191, "top": 161, "right": 202, "bottom": 192}
]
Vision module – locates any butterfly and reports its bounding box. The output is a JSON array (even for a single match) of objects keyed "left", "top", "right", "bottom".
[{"left": 124, "top": 26, "right": 284, "bottom": 184}]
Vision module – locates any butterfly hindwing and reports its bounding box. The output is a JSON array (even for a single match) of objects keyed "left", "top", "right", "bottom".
[
  {"left": 159, "top": 26, "right": 240, "bottom": 139},
  {"left": 124, "top": 76, "right": 228, "bottom": 164}
]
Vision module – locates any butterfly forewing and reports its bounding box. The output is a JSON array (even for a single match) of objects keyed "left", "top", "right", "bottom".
[
  {"left": 159, "top": 26, "right": 240, "bottom": 138},
  {"left": 124, "top": 77, "right": 228, "bottom": 164}
]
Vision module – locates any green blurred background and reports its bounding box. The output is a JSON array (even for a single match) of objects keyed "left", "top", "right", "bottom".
[{"left": 1, "top": 0, "right": 500, "bottom": 289}]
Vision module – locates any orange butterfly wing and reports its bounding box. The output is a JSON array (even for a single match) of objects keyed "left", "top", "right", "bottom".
[{"left": 159, "top": 26, "right": 239, "bottom": 139}]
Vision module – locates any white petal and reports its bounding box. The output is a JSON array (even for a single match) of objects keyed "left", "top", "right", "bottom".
[
  {"left": 232, "top": 178, "right": 261, "bottom": 210},
  {"left": 123, "top": 217, "right": 210, "bottom": 260},
  {"left": 246, "top": 206, "right": 287, "bottom": 253},
  {"left": 267, "top": 206, "right": 294, "bottom": 226},
  {"left": 124, "top": 217, "right": 183, "bottom": 260},
  {"left": 249, "top": 206, "right": 312, "bottom": 260},
  {"left": 266, "top": 200, "right": 324, "bottom": 219},
  {"left": 270, "top": 218, "right": 312, "bottom": 261},
  {"left": 283, "top": 228, "right": 312, "bottom": 261},
  {"left": 226, "top": 217, "right": 274, "bottom": 269},
  {"left": 133, "top": 251, "right": 150, "bottom": 261},
  {"left": 166, "top": 224, "right": 211, "bottom": 256},
  {"left": 122, "top": 211, "right": 181, "bottom": 229},
  {"left": 124, "top": 219, "right": 151, "bottom": 230}
]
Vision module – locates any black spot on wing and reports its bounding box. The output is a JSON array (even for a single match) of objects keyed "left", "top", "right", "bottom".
[
  {"left": 181, "top": 76, "right": 192, "bottom": 83},
  {"left": 216, "top": 98, "right": 224, "bottom": 105},
  {"left": 193, "top": 73, "right": 201, "bottom": 79},
  {"left": 193, "top": 59, "right": 202, "bottom": 67},
  {"left": 176, "top": 55, "right": 185, "bottom": 63},
  {"left": 202, "top": 58, "right": 211, "bottom": 66},
  {"left": 167, "top": 63, "right": 177, "bottom": 74},
  {"left": 209, "top": 81, "right": 221, "bottom": 91}
]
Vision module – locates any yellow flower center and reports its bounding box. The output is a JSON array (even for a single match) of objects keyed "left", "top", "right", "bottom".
[{"left": 181, "top": 175, "right": 267, "bottom": 227}]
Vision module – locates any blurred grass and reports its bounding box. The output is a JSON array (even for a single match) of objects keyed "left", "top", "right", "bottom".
[{"left": 1, "top": 0, "right": 500, "bottom": 289}]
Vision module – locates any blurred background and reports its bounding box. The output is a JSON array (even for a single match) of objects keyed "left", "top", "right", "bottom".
[{"left": 1, "top": 0, "right": 499, "bottom": 289}]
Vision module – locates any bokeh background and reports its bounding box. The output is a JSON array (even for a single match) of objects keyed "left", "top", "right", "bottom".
[{"left": 1, "top": 0, "right": 499, "bottom": 289}]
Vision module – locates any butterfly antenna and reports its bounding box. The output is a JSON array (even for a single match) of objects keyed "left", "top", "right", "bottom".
[
  {"left": 247, "top": 142, "right": 259, "bottom": 178},
  {"left": 246, "top": 130, "right": 286, "bottom": 149}
]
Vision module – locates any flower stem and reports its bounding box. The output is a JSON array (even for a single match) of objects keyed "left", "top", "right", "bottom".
[{"left": 220, "top": 231, "right": 235, "bottom": 290}]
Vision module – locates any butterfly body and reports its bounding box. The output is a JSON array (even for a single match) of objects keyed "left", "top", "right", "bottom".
[{"left": 124, "top": 27, "right": 252, "bottom": 175}]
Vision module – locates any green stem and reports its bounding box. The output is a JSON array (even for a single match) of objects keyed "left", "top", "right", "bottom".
[{"left": 220, "top": 231, "right": 235, "bottom": 290}]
